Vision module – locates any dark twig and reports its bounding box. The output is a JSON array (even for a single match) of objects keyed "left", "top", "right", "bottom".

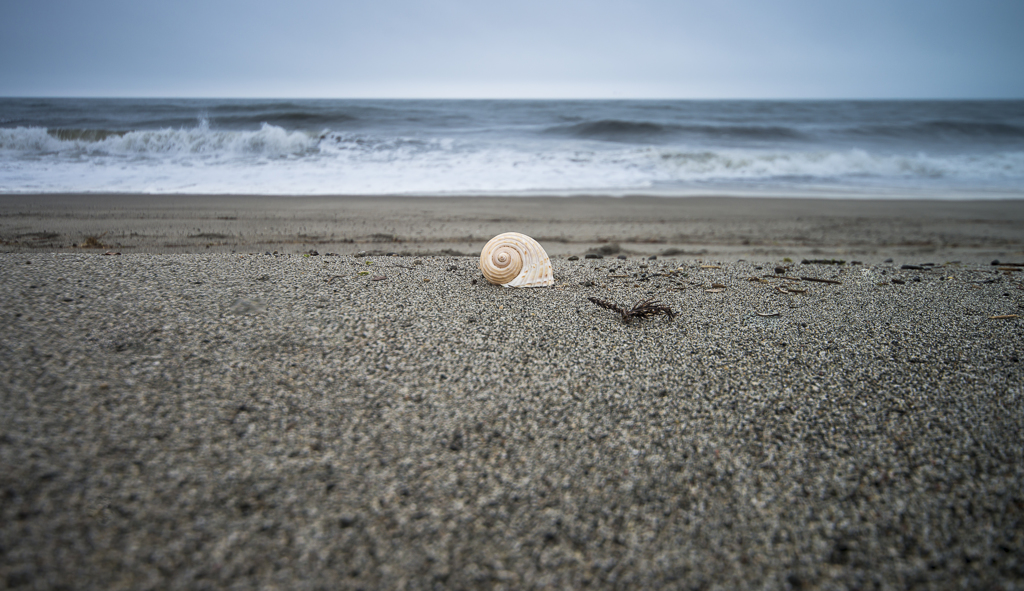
[
  {"left": 588, "top": 296, "right": 626, "bottom": 316},
  {"left": 627, "top": 299, "right": 676, "bottom": 322},
  {"left": 588, "top": 297, "right": 675, "bottom": 324},
  {"left": 800, "top": 276, "right": 842, "bottom": 285}
]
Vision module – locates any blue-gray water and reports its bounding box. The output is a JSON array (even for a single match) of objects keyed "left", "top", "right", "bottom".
[{"left": 1, "top": 98, "right": 1022, "bottom": 197}]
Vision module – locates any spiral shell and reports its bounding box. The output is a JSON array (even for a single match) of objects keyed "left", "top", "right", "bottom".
[{"left": 479, "top": 232, "right": 553, "bottom": 288}]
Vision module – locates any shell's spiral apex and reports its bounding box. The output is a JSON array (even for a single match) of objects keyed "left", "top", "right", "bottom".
[{"left": 479, "top": 232, "right": 553, "bottom": 288}]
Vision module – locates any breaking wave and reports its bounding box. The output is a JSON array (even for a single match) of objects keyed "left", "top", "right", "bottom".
[
  {"left": 0, "top": 122, "right": 318, "bottom": 158},
  {"left": 649, "top": 148, "right": 1024, "bottom": 183},
  {"left": 2, "top": 99, "right": 1023, "bottom": 196}
]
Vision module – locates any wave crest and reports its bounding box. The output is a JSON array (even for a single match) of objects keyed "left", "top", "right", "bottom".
[
  {"left": 48, "top": 129, "right": 129, "bottom": 142},
  {"left": 545, "top": 119, "right": 805, "bottom": 142},
  {"left": 0, "top": 123, "right": 318, "bottom": 158},
  {"left": 545, "top": 119, "right": 677, "bottom": 141},
  {"left": 851, "top": 120, "right": 1024, "bottom": 141}
]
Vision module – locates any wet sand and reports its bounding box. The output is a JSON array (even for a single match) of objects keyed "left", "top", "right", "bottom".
[{"left": 2, "top": 193, "right": 1023, "bottom": 263}]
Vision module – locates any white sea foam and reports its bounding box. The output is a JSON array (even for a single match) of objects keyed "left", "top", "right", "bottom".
[
  {"left": 0, "top": 121, "right": 316, "bottom": 158},
  {"left": 1, "top": 123, "right": 1022, "bottom": 196},
  {"left": 649, "top": 148, "right": 1024, "bottom": 183}
]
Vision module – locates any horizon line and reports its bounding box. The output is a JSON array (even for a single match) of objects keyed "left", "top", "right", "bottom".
[{"left": 3, "top": 95, "right": 1024, "bottom": 101}]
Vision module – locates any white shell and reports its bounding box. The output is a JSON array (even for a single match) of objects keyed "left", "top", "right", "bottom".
[{"left": 479, "top": 232, "right": 553, "bottom": 288}]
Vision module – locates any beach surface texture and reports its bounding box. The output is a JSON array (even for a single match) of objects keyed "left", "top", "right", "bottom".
[{"left": 1, "top": 195, "right": 1023, "bottom": 589}]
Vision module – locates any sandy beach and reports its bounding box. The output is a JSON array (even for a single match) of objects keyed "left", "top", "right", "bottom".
[
  {"left": 3, "top": 194, "right": 1024, "bottom": 263},
  {"left": 2, "top": 195, "right": 1023, "bottom": 589}
]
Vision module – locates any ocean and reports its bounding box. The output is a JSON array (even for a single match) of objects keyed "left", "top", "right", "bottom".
[{"left": 1, "top": 98, "right": 1023, "bottom": 197}]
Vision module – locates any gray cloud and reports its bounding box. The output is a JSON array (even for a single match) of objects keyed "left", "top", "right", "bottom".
[{"left": 2, "top": 0, "right": 1022, "bottom": 97}]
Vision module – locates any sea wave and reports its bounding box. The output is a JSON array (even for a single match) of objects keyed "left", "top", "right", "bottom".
[
  {"left": 545, "top": 119, "right": 679, "bottom": 141},
  {"left": 2, "top": 116, "right": 1023, "bottom": 195},
  {"left": 4, "top": 98, "right": 1023, "bottom": 196},
  {"left": 1, "top": 138, "right": 1021, "bottom": 195},
  {"left": 317, "top": 131, "right": 454, "bottom": 157},
  {"left": 206, "top": 112, "right": 357, "bottom": 129},
  {"left": 545, "top": 119, "right": 806, "bottom": 143},
  {"left": 0, "top": 122, "right": 318, "bottom": 158},
  {"left": 47, "top": 129, "right": 129, "bottom": 142},
  {"left": 847, "top": 120, "right": 1024, "bottom": 142},
  {"left": 545, "top": 118, "right": 1024, "bottom": 145},
  {"left": 649, "top": 148, "right": 1024, "bottom": 182}
]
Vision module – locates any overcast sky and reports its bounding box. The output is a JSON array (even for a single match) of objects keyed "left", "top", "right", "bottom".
[{"left": 2, "top": 0, "right": 1022, "bottom": 99}]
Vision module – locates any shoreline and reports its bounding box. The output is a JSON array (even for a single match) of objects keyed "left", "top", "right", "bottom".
[{"left": 3, "top": 193, "right": 1023, "bottom": 263}]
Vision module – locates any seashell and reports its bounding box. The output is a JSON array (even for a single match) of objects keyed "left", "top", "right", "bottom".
[{"left": 479, "top": 232, "right": 553, "bottom": 288}]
